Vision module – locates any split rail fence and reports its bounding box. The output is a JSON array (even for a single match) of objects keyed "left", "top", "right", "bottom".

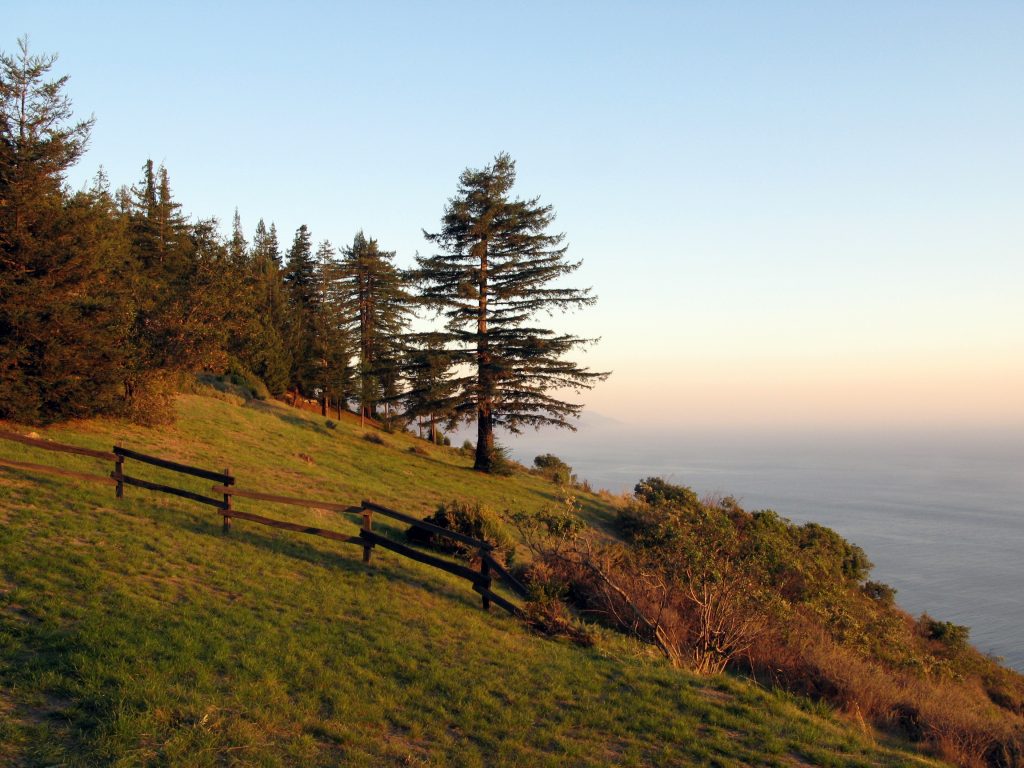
[{"left": 0, "top": 428, "right": 527, "bottom": 617}]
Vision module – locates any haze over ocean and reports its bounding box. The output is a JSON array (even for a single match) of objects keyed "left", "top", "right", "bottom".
[{"left": 505, "top": 420, "right": 1024, "bottom": 671}]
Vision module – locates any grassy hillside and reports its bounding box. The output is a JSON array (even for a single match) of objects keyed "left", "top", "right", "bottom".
[{"left": 0, "top": 393, "right": 945, "bottom": 766}]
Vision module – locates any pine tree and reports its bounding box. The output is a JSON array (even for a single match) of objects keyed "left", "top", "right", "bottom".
[
  {"left": 246, "top": 219, "right": 290, "bottom": 394},
  {"left": 402, "top": 332, "right": 457, "bottom": 443},
  {"left": 338, "top": 230, "right": 412, "bottom": 422},
  {"left": 122, "top": 161, "right": 230, "bottom": 421},
  {"left": 228, "top": 208, "right": 247, "bottom": 267},
  {"left": 311, "top": 239, "right": 352, "bottom": 416},
  {"left": 283, "top": 224, "right": 319, "bottom": 396},
  {"left": 222, "top": 209, "right": 276, "bottom": 388},
  {"left": 417, "top": 153, "right": 609, "bottom": 472},
  {"left": 0, "top": 37, "right": 127, "bottom": 422}
]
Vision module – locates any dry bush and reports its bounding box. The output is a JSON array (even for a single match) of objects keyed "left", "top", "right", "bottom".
[
  {"left": 511, "top": 507, "right": 775, "bottom": 675},
  {"left": 747, "top": 618, "right": 1024, "bottom": 767}
]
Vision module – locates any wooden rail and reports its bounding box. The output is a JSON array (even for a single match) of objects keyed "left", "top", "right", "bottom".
[
  {"left": 0, "top": 456, "right": 117, "bottom": 486},
  {"left": 358, "top": 529, "right": 487, "bottom": 585},
  {"left": 211, "top": 485, "right": 362, "bottom": 517},
  {"left": 216, "top": 508, "right": 363, "bottom": 544},
  {"left": 482, "top": 551, "right": 529, "bottom": 598},
  {"left": 118, "top": 474, "right": 227, "bottom": 508},
  {"left": 361, "top": 500, "right": 494, "bottom": 551},
  {"left": 113, "top": 447, "right": 234, "bottom": 485},
  {"left": 0, "top": 428, "right": 116, "bottom": 461},
  {"left": 1, "top": 430, "right": 524, "bottom": 619},
  {"left": 473, "top": 583, "right": 524, "bottom": 618}
]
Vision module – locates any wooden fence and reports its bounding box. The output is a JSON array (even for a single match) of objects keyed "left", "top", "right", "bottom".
[{"left": 0, "top": 429, "right": 526, "bottom": 616}]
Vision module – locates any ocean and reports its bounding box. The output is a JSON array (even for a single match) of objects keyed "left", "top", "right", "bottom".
[{"left": 501, "top": 421, "right": 1024, "bottom": 672}]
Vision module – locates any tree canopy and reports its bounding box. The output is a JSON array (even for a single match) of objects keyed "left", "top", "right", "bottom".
[
  {"left": 418, "top": 153, "right": 608, "bottom": 471},
  {"left": 0, "top": 40, "right": 609, "bottom": 449}
]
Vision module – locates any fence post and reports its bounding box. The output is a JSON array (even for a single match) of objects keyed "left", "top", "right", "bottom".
[
  {"left": 113, "top": 446, "right": 124, "bottom": 499},
  {"left": 222, "top": 467, "right": 232, "bottom": 533},
  {"left": 479, "top": 549, "right": 491, "bottom": 611},
  {"left": 361, "top": 507, "right": 373, "bottom": 563}
]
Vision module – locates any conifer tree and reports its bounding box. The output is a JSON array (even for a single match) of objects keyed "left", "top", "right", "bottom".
[
  {"left": 311, "top": 239, "right": 352, "bottom": 415},
  {"left": 417, "top": 153, "right": 608, "bottom": 472},
  {"left": 122, "top": 161, "right": 229, "bottom": 420},
  {"left": 246, "top": 219, "right": 290, "bottom": 394},
  {"left": 402, "top": 333, "right": 457, "bottom": 443},
  {"left": 338, "top": 231, "right": 412, "bottom": 422},
  {"left": 228, "top": 208, "right": 247, "bottom": 267},
  {"left": 0, "top": 37, "right": 126, "bottom": 421},
  {"left": 222, "top": 209, "right": 278, "bottom": 389},
  {"left": 283, "top": 224, "right": 319, "bottom": 396}
]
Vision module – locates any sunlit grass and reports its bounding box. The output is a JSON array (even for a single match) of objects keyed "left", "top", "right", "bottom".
[{"left": 0, "top": 395, "right": 947, "bottom": 766}]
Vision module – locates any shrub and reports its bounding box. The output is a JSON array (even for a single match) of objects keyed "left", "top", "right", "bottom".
[
  {"left": 863, "top": 581, "right": 897, "bottom": 605},
  {"left": 533, "top": 453, "right": 575, "bottom": 485},
  {"left": 363, "top": 432, "right": 384, "bottom": 445},
  {"left": 461, "top": 439, "right": 474, "bottom": 455},
  {"left": 522, "top": 596, "right": 594, "bottom": 647},
  {"left": 920, "top": 614, "right": 971, "bottom": 652},
  {"left": 406, "top": 499, "right": 516, "bottom": 564},
  {"left": 226, "top": 357, "right": 270, "bottom": 400},
  {"left": 324, "top": 419, "right": 337, "bottom": 430},
  {"left": 487, "top": 443, "right": 517, "bottom": 476}
]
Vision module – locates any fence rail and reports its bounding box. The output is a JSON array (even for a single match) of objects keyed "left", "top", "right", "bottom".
[
  {"left": 0, "top": 429, "right": 524, "bottom": 618},
  {"left": 210, "top": 485, "right": 362, "bottom": 517},
  {"left": 113, "top": 446, "right": 234, "bottom": 485},
  {"left": 0, "top": 428, "right": 116, "bottom": 461},
  {"left": 216, "top": 508, "right": 364, "bottom": 545},
  {"left": 0, "top": 456, "right": 117, "bottom": 486},
  {"left": 361, "top": 500, "right": 494, "bottom": 551}
]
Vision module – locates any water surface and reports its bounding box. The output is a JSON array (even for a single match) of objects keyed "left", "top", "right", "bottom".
[{"left": 504, "top": 423, "right": 1024, "bottom": 671}]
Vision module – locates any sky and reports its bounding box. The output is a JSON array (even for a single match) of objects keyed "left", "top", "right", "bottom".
[{"left": 7, "top": 1, "right": 1023, "bottom": 432}]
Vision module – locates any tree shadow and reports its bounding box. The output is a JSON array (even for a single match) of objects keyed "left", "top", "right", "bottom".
[
  {"left": 243, "top": 400, "right": 333, "bottom": 437},
  {"left": 171, "top": 510, "right": 486, "bottom": 610}
]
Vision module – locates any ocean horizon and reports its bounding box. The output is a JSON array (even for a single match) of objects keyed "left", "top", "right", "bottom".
[{"left": 500, "top": 419, "right": 1024, "bottom": 672}]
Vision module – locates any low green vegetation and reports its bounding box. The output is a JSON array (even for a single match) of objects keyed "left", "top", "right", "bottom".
[
  {"left": 0, "top": 393, "right": 951, "bottom": 766},
  {"left": 515, "top": 477, "right": 1024, "bottom": 767}
]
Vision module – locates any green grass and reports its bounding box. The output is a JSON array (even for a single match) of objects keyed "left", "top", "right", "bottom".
[{"left": 0, "top": 395, "right": 947, "bottom": 766}]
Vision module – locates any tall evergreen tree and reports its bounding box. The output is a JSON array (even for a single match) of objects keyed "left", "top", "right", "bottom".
[
  {"left": 246, "top": 218, "right": 290, "bottom": 394},
  {"left": 402, "top": 332, "right": 457, "bottom": 443},
  {"left": 227, "top": 208, "right": 247, "bottom": 267},
  {"left": 0, "top": 37, "right": 126, "bottom": 421},
  {"left": 283, "top": 224, "right": 319, "bottom": 396},
  {"left": 339, "top": 231, "right": 412, "bottom": 421},
  {"left": 311, "top": 239, "right": 352, "bottom": 415},
  {"left": 417, "top": 153, "right": 609, "bottom": 472},
  {"left": 122, "top": 161, "right": 229, "bottom": 421}
]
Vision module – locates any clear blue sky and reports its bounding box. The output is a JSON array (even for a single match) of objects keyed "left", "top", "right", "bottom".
[{"left": 8, "top": 1, "right": 1023, "bottom": 429}]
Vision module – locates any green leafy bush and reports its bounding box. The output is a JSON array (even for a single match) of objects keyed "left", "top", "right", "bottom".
[
  {"left": 863, "top": 581, "right": 897, "bottom": 605},
  {"left": 226, "top": 357, "right": 270, "bottom": 400},
  {"left": 487, "top": 443, "right": 517, "bottom": 476},
  {"left": 406, "top": 499, "right": 516, "bottom": 564},
  {"left": 533, "top": 454, "right": 575, "bottom": 485},
  {"left": 919, "top": 614, "right": 971, "bottom": 652}
]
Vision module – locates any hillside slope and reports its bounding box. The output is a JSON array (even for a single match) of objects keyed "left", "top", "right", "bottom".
[{"left": 0, "top": 394, "right": 945, "bottom": 766}]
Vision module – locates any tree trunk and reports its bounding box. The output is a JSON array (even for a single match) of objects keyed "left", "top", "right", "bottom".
[
  {"left": 473, "top": 235, "right": 492, "bottom": 472},
  {"left": 474, "top": 407, "right": 493, "bottom": 471}
]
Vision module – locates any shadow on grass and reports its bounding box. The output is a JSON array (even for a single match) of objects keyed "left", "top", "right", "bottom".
[
  {"left": 244, "top": 400, "right": 333, "bottom": 437},
  {"left": 162, "top": 506, "right": 489, "bottom": 612}
]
